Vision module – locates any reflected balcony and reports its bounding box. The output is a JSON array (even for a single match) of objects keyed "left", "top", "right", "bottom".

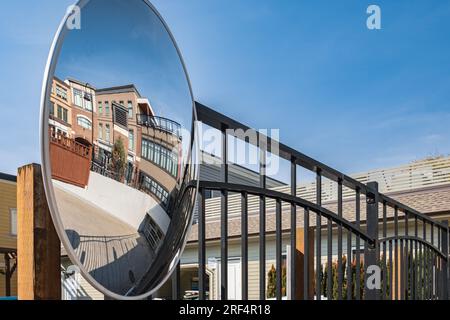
[{"left": 136, "top": 114, "right": 182, "bottom": 140}]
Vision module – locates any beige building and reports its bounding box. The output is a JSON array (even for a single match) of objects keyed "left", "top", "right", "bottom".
[
  {"left": 155, "top": 156, "right": 450, "bottom": 300},
  {"left": 0, "top": 173, "right": 17, "bottom": 297}
]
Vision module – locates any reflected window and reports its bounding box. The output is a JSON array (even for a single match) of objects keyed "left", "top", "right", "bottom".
[
  {"left": 105, "top": 124, "right": 110, "bottom": 142},
  {"left": 73, "top": 88, "right": 83, "bottom": 107},
  {"left": 129, "top": 129, "right": 134, "bottom": 152},
  {"left": 98, "top": 123, "right": 103, "bottom": 140},
  {"left": 57, "top": 105, "right": 68, "bottom": 123},
  {"left": 85, "top": 93, "right": 93, "bottom": 111},
  {"left": 105, "top": 101, "right": 110, "bottom": 116},
  {"left": 128, "top": 101, "right": 133, "bottom": 119},
  {"left": 56, "top": 86, "right": 67, "bottom": 101},
  {"left": 140, "top": 172, "right": 169, "bottom": 207},
  {"left": 77, "top": 116, "right": 92, "bottom": 130},
  {"left": 141, "top": 138, "right": 178, "bottom": 177}
]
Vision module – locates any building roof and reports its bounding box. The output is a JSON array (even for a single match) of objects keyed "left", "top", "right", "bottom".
[
  {"left": 187, "top": 183, "right": 450, "bottom": 242},
  {"left": 0, "top": 172, "right": 16, "bottom": 183},
  {"left": 66, "top": 77, "right": 96, "bottom": 90},
  {"left": 96, "top": 84, "right": 141, "bottom": 97}
]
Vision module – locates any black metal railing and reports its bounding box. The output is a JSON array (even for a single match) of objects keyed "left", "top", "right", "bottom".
[
  {"left": 136, "top": 114, "right": 182, "bottom": 139},
  {"left": 170, "top": 102, "right": 449, "bottom": 300}
]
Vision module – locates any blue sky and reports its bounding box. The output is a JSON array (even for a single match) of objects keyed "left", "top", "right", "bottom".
[
  {"left": 55, "top": 0, "right": 192, "bottom": 130},
  {"left": 1, "top": 0, "right": 450, "bottom": 177}
]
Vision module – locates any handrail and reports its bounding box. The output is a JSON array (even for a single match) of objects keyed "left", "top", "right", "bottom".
[
  {"left": 136, "top": 114, "right": 182, "bottom": 139},
  {"left": 195, "top": 102, "right": 450, "bottom": 232},
  {"left": 198, "top": 180, "right": 375, "bottom": 246},
  {"left": 379, "top": 235, "right": 447, "bottom": 259}
]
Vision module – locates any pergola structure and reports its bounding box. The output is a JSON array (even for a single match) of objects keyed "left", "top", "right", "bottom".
[{"left": 0, "top": 247, "right": 17, "bottom": 297}]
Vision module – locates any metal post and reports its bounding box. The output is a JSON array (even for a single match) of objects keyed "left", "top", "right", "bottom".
[
  {"left": 172, "top": 262, "right": 181, "bottom": 300},
  {"left": 198, "top": 188, "right": 206, "bottom": 300},
  {"left": 365, "top": 181, "right": 379, "bottom": 300},
  {"left": 441, "top": 221, "right": 448, "bottom": 300}
]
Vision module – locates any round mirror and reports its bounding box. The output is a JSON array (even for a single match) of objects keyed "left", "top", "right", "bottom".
[{"left": 40, "top": 0, "right": 198, "bottom": 299}]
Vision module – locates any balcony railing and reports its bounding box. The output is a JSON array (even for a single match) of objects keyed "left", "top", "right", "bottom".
[
  {"left": 49, "top": 129, "right": 92, "bottom": 188},
  {"left": 136, "top": 114, "right": 182, "bottom": 139}
]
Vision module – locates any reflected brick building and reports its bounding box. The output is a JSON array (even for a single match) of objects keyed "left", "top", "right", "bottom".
[{"left": 49, "top": 77, "right": 182, "bottom": 212}]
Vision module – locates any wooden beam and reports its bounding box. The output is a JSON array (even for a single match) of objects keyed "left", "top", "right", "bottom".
[
  {"left": 295, "top": 227, "right": 315, "bottom": 300},
  {"left": 17, "top": 164, "right": 61, "bottom": 300}
]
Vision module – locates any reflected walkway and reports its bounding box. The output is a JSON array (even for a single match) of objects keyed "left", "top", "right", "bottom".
[{"left": 55, "top": 186, "right": 154, "bottom": 295}]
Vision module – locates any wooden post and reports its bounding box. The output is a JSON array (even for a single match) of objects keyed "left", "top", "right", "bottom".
[
  {"left": 295, "top": 227, "right": 315, "bottom": 299},
  {"left": 17, "top": 164, "right": 61, "bottom": 300}
]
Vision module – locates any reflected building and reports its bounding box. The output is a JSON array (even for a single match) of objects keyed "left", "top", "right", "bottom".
[{"left": 48, "top": 77, "right": 183, "bottom": 295}]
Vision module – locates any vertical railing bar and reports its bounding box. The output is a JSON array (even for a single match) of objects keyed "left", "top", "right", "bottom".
[
  {"left": 419, "top": 241, "right": 423, "bottom": 299},
  {"left": 394, "top": 207, "right": 399, "bottom": 300},
  {"left": 172, "top": 262, "right": 180, "bottom": 300},
  {"left": 365, "top": 181, "right": 379, "bottom": 300},
  {"left": 414, "top": 216, "right": 418, "bottom": 300},
  {"left": 355, "top": 188, "right": 361, "bottom": 300},
  {"left": 389, "top": 240, "right": 393, "bottom": 300},
  {"left": 423, "top": 221, "right": 427, "bottom": 301},
  {"left": 405, "top": 212, "right": 409, "bottom": 300},
  {"left": 327, "top": 218, "right": 332, "bottom": 300},
  {"left": 347, "top": 230, "right": 352, "bottom": 300},
  {"left": 220, "top": 124, "right": 228, "bottom": 300},
  {"left": 276, "top": 199, "right": 282, "bottom": 301},
  {"left": 259, "top": 137, "right": 266, "bottom": 300},
  {"left": 431, "top": 224, "right": 435, "bottom": 300},
  {"left": 304, "top": 208, "right": 310, "bottom": 300},
  {"left": 382, "top": 202, "right": 387, "bottom": 300},
  {"left": 440, "top": 221, "right": 448, "bottom": 300},
  {"left": 315, "top": 169, "right": 322, "bottom": 300},
  {"left": 437, "top": 227, "right": 441, "bottom": 299},
  {"left": 400, "top": 214, "right": 404, "bottom": 300},
  {"left": 337, "top": 179, "right": 343, "bottom": 300},
  {"left": 198, "top": 188, "right": 206, "bottom": 300},
  {"left": 290, "top": 157, "right": 297, "bottom": 300},
  {"left": 241, "top": 191, "right": 248, "bottom": 300}
]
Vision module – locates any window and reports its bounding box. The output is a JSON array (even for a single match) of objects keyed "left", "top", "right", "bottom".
[
  {"left": 73, "top": 88, "right": 83, "bottom": 107},
  {"left": 141, "top": 139, "right": 179, "bottom": 177},
  {"left": 113, "top": 103, "right": 128, "bottom": 128},
  {"left": 129, "top": 129, "right": 134, "bottom": 152},
  {"left": 77, "top": 116, "right": 92, "bottom": 130},
  {"left": 98, "top": 123, "right": 103, "bottom": 140},
  {"left": 85, "top": 93, "right": 93, "bottom": 111},
  {"left": 57, "top": 105, "right": 68, "bottom": 123},
  {"left": 105, "top": 101, "right": 110, "bottom": 116},
  {"left": 119, "top": 101, "right": 124, "bottom": 106},
  {"left": 105, "top": 124, "right": 110, "bottom": 142},
  {"left": 128, "top": 101, "right": 133, "bottom": 118},
  {"left": 140, "top": 173, "right": 169, "bottom": 207},
  {"left": 50, "top": 102, "right": 55, "bottom": 116},
  {"left": 98, "top": 102, "right": 103, "bottom": 115},
  {"left": 56, "top": 86, "right": 67, "bottom": 101},
  {"left": 10, "top": 209, "right": 17, "bottom": 236}
]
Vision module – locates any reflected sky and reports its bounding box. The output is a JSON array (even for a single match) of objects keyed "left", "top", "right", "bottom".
[{"left": 55, "top": 0, "right": 192, "bottom": 130}]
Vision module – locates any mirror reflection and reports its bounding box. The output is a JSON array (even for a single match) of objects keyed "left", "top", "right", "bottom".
[{"left": 43, "top": 0, "right": 197, "bottom": 298}]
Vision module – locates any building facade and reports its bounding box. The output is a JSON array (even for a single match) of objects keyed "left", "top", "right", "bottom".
[{"left": 0, "top": 173, "right": 17, "bottom": 297}]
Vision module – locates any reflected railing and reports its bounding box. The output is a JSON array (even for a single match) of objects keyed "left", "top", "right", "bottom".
[{"left": 136, "top": 114, "right": 182, "bottom": 139}]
